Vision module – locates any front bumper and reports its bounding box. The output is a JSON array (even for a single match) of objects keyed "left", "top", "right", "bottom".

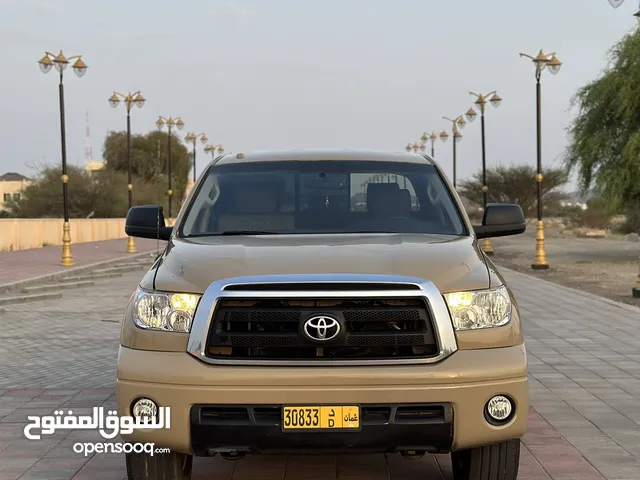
[
  {"left": 116, "top": 344, "right": 528, "bottom": 455},
  {"left": 190, "top": 403, "right": 454, "bottom": 455}
]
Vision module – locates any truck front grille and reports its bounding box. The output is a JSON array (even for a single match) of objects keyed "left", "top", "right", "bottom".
[{"left": 205, "top": 297, "right": 438, "bottom": 361}]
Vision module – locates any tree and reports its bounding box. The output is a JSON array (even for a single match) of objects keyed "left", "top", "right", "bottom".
[
  {"left": 564, "top": 28, "right": 640, "bottom": 232},
  {"left": 102, "top": 129, "right": 191, "bottom": 212},
  {"left": 458, "top": 164, "right": 569, "bottom": 217},
  {"left": 5, "top": 165, "right": 98, "bottom": 218},
  {"left": 5, "top": 160, "right": 183, "bottom": 219}
]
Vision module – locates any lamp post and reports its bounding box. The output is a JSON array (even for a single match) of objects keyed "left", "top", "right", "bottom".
[
  {"left": 405, "top": 143, "right": 413, "bottom": 152},
  {"left": 109, "top": 91, "right": 146, "bottom": 253},
  {"left": 185, "top": 132, "right": 208, "bottom": 182},
  {"left": 520, "top": 50, "right": 562, "bottom": 270},
  {"left": 466, "top": 91, "right": 502, "bottom": 256},
  {"left": 204, "top": 144, "right": 225, "bottom": 159},
  {"left": 155, "top": 116, "right": 185, "bottom": 219},
  {"left": 38, "top": 50, "right": 88, "bottom": 267},
  {"left": 442, "top": 115, "right": 466, "bottom": 188},
  {"left": 606, "top": 0, "right": 640, "bottom": 297},
  {"left": 421, "top": 132, "right": 439, "bottom": 158}
]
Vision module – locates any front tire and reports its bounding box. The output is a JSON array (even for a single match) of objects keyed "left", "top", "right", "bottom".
[
  {"left": 451, "top": 439, "right": 520, "bottom": 480},
  {"left": 126, "top": 450, "right": 193, "bottom": 480}
]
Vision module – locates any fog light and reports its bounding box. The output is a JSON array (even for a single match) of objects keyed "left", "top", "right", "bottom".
[
  {"left": 485, "top": 395, "right": 513, "bottom": 423},
  {"left": 132, "top": 398, "right": 158, "bottom": 422}
]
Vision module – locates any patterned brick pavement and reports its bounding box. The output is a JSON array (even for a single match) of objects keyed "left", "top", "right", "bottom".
[
  {"left": 0, "top": 238, "right": 166, "bottom": 286},
  {"left": 0, "top": 268, "right": 638, "bottom": 479}
]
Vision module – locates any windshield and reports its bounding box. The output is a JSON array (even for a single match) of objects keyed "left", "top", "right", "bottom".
[{"left": 179, "top": 160, "right": 467, "bottom": 237}]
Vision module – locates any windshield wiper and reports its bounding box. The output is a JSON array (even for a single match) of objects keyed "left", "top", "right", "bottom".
[{"left": 219, "top": 230, "right": 279, "bottom": 236}]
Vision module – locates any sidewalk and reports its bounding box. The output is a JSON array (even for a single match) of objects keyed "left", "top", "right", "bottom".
[
  {"left": 502, "top": 268, "right": 640, "bottom": 479},
  {"left": 0, "top": 238, "right": 166, "bottom": 285}
]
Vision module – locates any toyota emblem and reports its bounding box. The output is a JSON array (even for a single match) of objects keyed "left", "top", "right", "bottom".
[{"left": 303, "top": 315, "right": 341, "bottom": 342}]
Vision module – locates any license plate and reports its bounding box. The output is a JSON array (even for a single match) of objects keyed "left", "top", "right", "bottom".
[{"left": 282, "top": 405, "right": 360, "bottom": 431}]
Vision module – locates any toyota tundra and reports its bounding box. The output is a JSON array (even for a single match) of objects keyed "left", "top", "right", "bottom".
[{"left": 118, "top": 149, "right": 528, "bottom": 480}]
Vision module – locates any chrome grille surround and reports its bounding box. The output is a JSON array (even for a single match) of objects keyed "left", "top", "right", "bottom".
[{"left": 186, "top": 274, "right": 458, "bottom": 366}]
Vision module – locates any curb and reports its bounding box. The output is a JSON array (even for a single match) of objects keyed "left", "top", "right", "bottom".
[
  {"left": 0, "top": 292, "right": 63, "bottom": 306},
  {"left": 0, "top": 250, "right": 159, "bottom": 294},
  {"left": 21, "top": 280, "right": 95, "bottom": 294},
  {"left": 62, "top": 273, "right": 124, "bottom": 282},
  {"left": 93, "top": 265, "right": 147, "bottom": 275}
]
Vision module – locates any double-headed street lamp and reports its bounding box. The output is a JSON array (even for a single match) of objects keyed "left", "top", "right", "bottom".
[
  {"left": 421, "top": 132, "right": 440, "bottom": 158},
  {"left": 520, "top": 50, "right": 562, "bottom": 270},
  {"left": 204, "top": 144, "right": 225, "bottom": 159},
  {"left": 442, "top": 115, "right": 466, "bottom": 188},
  {"left": 405, "top": 142, "right": 422, "bottom": 154},
  {"left": 185, "top": 132, "right": 208, "bottom": 183},
  {"left": 109, "top": 91, "right": 146, "bottom": 253},
  {"left": 155, "top": 117, "right": 185, "bottom": 219},
  {"left": 38, "top": 50, "right": 88, "bottom": 267},
  {"left": 466, "top": 91, "right": 502, "bottom": 256}
]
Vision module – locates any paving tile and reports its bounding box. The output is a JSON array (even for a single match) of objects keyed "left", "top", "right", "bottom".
[
  {"left": 336, "top": 454, "right": 389, "bottom": 479},
  {"left": 230, "top": 455, "right": 287, "bottom": 480},
  {"left": 283, "top": 455, "right": 338, "bottom": 480},
  {"left": 192, "top": 457, "right": 235, "bottom": 479}
]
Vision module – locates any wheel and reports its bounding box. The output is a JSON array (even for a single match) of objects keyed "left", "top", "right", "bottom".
[
  {"left": 451, "top": 439, "right": 520, "bottom": 480},
  {"left": 126, "top": 450, "right": 193, "bottom": 480}
]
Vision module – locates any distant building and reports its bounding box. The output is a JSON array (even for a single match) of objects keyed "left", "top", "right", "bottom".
[
  {"left": 85, "top": 160, "right": 105, "bottom": 174},
  {"left": 559, "top": 190, "right": 594, "bottom": 211},
  {"left": 0, "top": 172, "right": 31, "bottom": 210}
]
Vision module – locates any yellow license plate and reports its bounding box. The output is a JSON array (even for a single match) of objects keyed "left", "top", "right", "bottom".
[{"left": 282, "top": 406, "right": 360, "bottom": 431}]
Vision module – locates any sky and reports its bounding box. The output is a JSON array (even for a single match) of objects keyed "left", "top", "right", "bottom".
[{"left": 2, "top": 0, "right": 638, "bottom": 192}]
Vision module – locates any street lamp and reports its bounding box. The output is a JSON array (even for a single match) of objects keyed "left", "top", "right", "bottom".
[
  {"left": 467, "top": 91, "right": 502, "bottom": 256},
  {"left": 155, "top": 116, "right": 185, "bottom": 219},
  {"left": 405, "top": 143, "right": 413, "bottom": 152},
  {"left": 38, "top": 50, "right": 88, "bottom": 267},
  {"left": 421, "top": 132, "right": 440, "bottom": 158},
  {"left": 185, "top": 132, "right": 208, "bottom": 183},
  {"left": 520, "top": 49, "right": 561, "bottom": 270},
  {"left": 442, "top": 115, "right": 465, "bottom": 188},
  {"left": 109, "top": 91, "right": 145, "bottom": 253},
  {"left": 204, "top": 144, "right": 225, "bottom": 159}
]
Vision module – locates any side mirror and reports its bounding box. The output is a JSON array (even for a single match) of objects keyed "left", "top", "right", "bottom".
[
  {"left": 125, "top": 205, "right": 173, "bottom": 241},
  {"left": 473, "top": 203, "right": 526, "bottom": 239}
]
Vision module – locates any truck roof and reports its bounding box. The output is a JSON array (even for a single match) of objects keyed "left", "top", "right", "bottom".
[{"left": 213, "top": 149, "right": 435, "bottom": 167}]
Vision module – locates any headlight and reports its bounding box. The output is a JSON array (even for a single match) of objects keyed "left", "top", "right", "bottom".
[
  {"left": 443, "top": 285, "right": 511, "bottom": 331},
  {"left": 133, "top": 288, "right": 201, "bottom": 333}
]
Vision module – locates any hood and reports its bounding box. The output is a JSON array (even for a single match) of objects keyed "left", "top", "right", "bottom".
[{"left": 148, "top": 233, "right": 491, "bottom": 295}]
